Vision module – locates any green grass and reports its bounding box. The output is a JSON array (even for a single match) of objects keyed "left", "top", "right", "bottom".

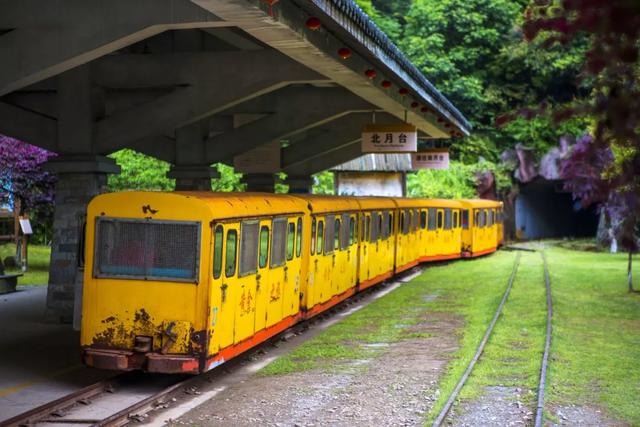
[
  {"left": 545, "top": 246, "right": 640, "bottom": 424},
  {"left": 0, "top": 243, "right": 51, "bottom": 286}
]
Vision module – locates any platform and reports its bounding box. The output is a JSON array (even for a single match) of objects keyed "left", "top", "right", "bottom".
[{"left": 0, "top": 286, "right": 113, "bottom": 422}]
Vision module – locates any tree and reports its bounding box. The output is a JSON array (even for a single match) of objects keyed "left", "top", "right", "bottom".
[
  {"left": 525, "top": 0, "right": 640, "bottom": 291},
  {"left": 0, "top": 136, "right": 57, "bottom": 244}
]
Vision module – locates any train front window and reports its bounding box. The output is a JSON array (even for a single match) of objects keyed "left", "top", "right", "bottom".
[
  {"left": 94, "top": 218, "right": 200, "bottom": 282},
  {"left": 213, "top": 225, "right": 223, "bottom": 279}
]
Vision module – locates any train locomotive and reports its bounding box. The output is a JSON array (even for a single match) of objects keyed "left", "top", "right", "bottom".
[{"left": 81, "top": 192, "right": 503, "bottom": 374}]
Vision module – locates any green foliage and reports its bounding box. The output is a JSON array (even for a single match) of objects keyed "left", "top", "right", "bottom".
[
  {"left": 407, "top": 160, "right": 511, "bottom": 199},
  {"left": 311, "top": 171, "right": 335, "bottom": 195},
  {"left": 108, "top": 149, "right": 174, "bottom": 192},
  {"left": 211, "top": 164, "right": 245, "bottom": 192}
]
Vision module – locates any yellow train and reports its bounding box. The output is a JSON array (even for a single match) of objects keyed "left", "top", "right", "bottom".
[{"left": 81, "top": 192, "right": 503, "bottom": 373}]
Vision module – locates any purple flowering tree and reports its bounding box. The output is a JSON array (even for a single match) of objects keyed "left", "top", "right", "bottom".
[
  {"left": 561, "top": 135, "right": 638, "bottom": 292},
  {"left": 0, "top": 135, "right": 56, "bottom": 219}
]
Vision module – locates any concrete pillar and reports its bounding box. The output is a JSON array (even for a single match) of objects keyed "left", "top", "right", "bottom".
[
  {"left": 45, "top": 155, "right": 120, "bottom": 322},
  {"left": 285, "top": 175, "right": 314, "bottom": 194},
  {"left": 243, "top": 173, "right": 277, "bottom": 192},
  {"left": 168, "top": 165, "right": 219, "bottom": 191}
]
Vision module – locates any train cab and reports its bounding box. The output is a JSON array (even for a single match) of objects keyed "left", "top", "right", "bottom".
[
  {"left": 460, "top": 199, "right": 501, "bottom": 257},
  {"left": 81, "top": 191, "right": 309, "bottom": 374}
]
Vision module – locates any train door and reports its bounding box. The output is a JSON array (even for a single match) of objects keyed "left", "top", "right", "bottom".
[
  {"left": 452, "top": 209, "right": 461, "bottom": 254},
  {"left": 209, "top": 222, "right": 238, "bottom": 354},
  {"left": 282, "top": 217, "right": 303, "bottom": 317},
  {"left": 231, "top": 220, "right": 260, "bottom": 344},
  {"left": 359, "top": 212, "right": 371, "bottom": 282},
  {"left": 419, "top": 209, "right": 427, "bottom": 258},
  {"left": 426, "top": 208, "right": 437, "bottom": 258},
  {"left": 254, "top": 220, "right": 270, "bottom": 332},
  {"left": 443, "top": 208, "right": 453, "bottom": 253},
  {"left": 368, "top": 211, "right": 380, "bottom": 278},
  {"left": 436, "top": 208, "right": 444, "bottom": 255},
  {"left": 263, "top": 217, "right": 289, "bottom": 328},
  {"left": 346, "top": 214, "right": 358, "bottom": 291}
]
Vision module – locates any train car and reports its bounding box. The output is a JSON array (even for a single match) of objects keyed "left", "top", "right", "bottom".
[
  {"left": 80, "top": 191, "right": 503, "bottom": 375},
  {"left": 460, "top": 199, "right": 502, "bottom": 257},
  {"left": 417, "top": 199, "right": 464, "bottom": 262},
  {"left": 81, "top": 191, "right": 311, "bottom": 374},
  {"left": 297, "top": 196, "right": 360, "bottom": 317}
]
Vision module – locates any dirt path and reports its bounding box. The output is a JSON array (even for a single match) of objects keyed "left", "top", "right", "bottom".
[{"left": 168, "top": 313, "right": 462, "bottom": 427}]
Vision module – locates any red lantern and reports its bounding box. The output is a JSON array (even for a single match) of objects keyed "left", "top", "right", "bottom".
[
  {"left": 306, "top": 17, "right": 321, "bottom": 30},
  {"left": 411, "top": 101, "right": 419, "bottom": 108},
  {"left": 398, "top": 88, "right": 409, "bottom": 95},
  {"left": 381, "top": 80, "right": 392, "bottom": 88},
  {"left": 338, "top": 48, "right": 351, "bottom": 59},
  {"left": 421, "top": 106, "right": 429, "bottom": 113},
  {"left": 365, "top": 69, "right": 377, "bottom": 79},
  {"left": 445, "top": 123, "right": 451, "bottom": 128}
]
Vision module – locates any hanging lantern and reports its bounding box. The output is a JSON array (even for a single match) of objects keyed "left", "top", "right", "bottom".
[
  {"left": 305, "top": 17, "right": 322, "bottom": 30},
  {"left": 365, "top": 69, "right": 377, "bottom": 79},
  {"left": 338, "top": 48, "right": 352, "bottom": 59},
  {"left": 437, "top": 117, "right": 445, "bottom": 123},
  {"left": 445, "top": 123, "right": 451, "bottom": 128},
  {"left": 381, "top": 80, "right": 392, "bottom": 88},
  {"left": 421, "top": 106, "right": 429, "bottom": 113},
  {"left": 411, "top": 101, "right": 419, "bottom": 108},
  {"left": 398, "top": 88, "right": 409, "bottom": 95}
]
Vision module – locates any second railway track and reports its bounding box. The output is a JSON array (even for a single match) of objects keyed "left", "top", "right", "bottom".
[{"left": 431, "top": 248, "right": 554, "bottom": 427}]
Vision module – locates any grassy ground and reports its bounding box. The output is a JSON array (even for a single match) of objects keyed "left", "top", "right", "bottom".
[
  {"left": 0, "top": 243, "right": 50, "bottom": 286},
  {"left": 545, "top": 246, "right": 640, "bottom": 424}
]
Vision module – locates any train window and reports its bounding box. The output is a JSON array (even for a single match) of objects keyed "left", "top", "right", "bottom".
[
  {"left": 366, "top": 215, "right": 371, "bottom": 242},
  {"left": 349, "top": 217, "right": 355, "bottom": 246},
  {"left": 225, "top": 230, "right": 237, "bottom": 278},
  {"left": 287, "top": 222, "right": 295, "bottom": 261},
  {"left": 317, "top": 220, "right": 324, "bottom": 254},
  {"left": 388, "top": 212, "right": 394, "bottom": 236},
  {"left": 427, "top": 208, "right": 437, "bottom": 230},
  {"left": 462, "top": 210, "right": 469, "bottom": 229},
  {"left": 360, "top": 215, "right": 365, "bottom": 241},
  {"left": 334, "top": 218, "right": 341, "bottom": 251},
  {"left": 420, "top": 211, "right": 427, "bottom": 229},
  {"left": 341, "top": 214, "right": 350, "bottom": 249},
  {"left": 437, "top": 211, "right": 444, "bottom": 229},
  {"left": 259, "top": 226, "right": 269, "bottom": 268},
  {"left": 444, "top": 209, "right": 452, "bottom": 230},
  {"left": 409, "top": 210, "right": 414, "bottom": 233},
  {"left": 413, "top": 209, "right": 419, "bottom": 231},
  {"left": 296, "top": 218, "right": 302, "bottom": 258},
  {"left": 484, "top": 209, "right": 489, "bottom": 227},
  {"left": 324, "top": 215, "right": 335, "bottom": 254},
  {"left": 475, "top": 210, "right": 481, "bottom": 227},
  {"left": 453, "top": 211, "right": 459, "bottom": 229},
  {"left": 239, "top": 221, "right": 259, "bottom": 276},
  {"left": 213, "top": 225, "right": 224, "bottom": 279},
  {"left": 370, "top": 212, "right": 379, "bottom": 241},
  {"left": 271, "top": 218, "right": 287, "bottom": 268},
  {"left": 311, "top": 218, "right": 316, "bottom": 255},
  {"left": 378, "top": 214, "right": 383, "bottom": 240},
  {"left": 477, "top": 210, "right": 485, "bottom": 227},
  {"left": 400, "top": 212, "right": 406, "bottom": 235}
]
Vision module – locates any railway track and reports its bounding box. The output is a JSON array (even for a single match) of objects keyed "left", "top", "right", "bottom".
[
  {"left": 431, "top": 249, "right": 554, "bottom": 427},
  {"left": 1, "top": 269, "right": 421, "bottom": 427}
]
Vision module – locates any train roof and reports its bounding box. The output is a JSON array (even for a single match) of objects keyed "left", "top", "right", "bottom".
[
  {"left": 292, "top": 195, "right": 361, "bottom": 214},
  {"left": 393, "top": 198, "right": 463, "bottom": 208},
  {"left": 458, "top": 199, "right": 502, "bottom": 208}
]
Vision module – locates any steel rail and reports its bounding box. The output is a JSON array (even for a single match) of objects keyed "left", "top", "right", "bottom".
[
  {"left": 431, "top": 252, "right": 522, "bottom": 427},
  {"left": 534, "top": 251, "right": 553, "bottom": 427}
]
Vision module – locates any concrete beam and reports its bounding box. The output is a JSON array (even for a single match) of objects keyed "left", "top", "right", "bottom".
[
  {"left": 206, "top": 86, "right": 374, "bottom": 163},
  {"left": 0, "top": 0, "right": 230, "bottom": 96},
  {"left": 282, "top": 113, "right": 401, "bottom": 170},
  {"left": 0, "top": 101, "right": 56, "bottom": 149},
  {"left": 94, "top": 50, "right": 327, "bottom": 153},
  {"left": 286, "top": 141, "right": 362, "bottom": 177}
]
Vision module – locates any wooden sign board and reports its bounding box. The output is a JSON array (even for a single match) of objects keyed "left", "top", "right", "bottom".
[
  {"left": 362, "top": 123, "right": 417, "bottom": 153},
  {"left": 233, "top": 140, "right": 281, "bottom": 174},
  {"left": 411, "top": 149, "right": 450, "bottom": 170}
]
